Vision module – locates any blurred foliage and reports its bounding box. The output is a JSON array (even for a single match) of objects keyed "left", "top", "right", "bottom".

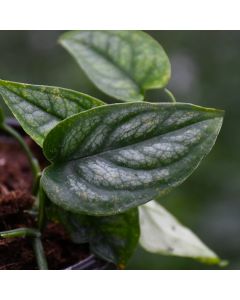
[{"left": 0, "top": 31, "right": 239, "bottom": 269}]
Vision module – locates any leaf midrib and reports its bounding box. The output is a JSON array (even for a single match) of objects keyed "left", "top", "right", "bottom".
[
  {"left": 65, "top": 34, "right": 143, "bottom": 97},
  {"left": 54, "top": 116, "right": 221, "bottom": 165},
  {"left": 1, "top": 85, "right": 81, "bottom": 120}
]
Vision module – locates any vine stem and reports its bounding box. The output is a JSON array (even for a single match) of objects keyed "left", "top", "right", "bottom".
[
  {"left": 37, "top": 184, "right": 47, "bottom": 231},
  {"left": 36, "top": 185, "right": 48, "bottom": 269},
  {"left": 0, "top": 123, "right": 41, "bottom": 195},
  {"left": 0, "top": 228, "right": 40, "bottom": 239},
  {"left": 0, "top": 122, "right": 48, "bottom": 269},
  {"left": 0, "top": 228, "right": 48, "bottom": 269},
  {"left": 32, "top": 237, "right": 48, "bottom": 270},
  {"left": 164, "top": 88, "right": 176, "bottom": 103}
]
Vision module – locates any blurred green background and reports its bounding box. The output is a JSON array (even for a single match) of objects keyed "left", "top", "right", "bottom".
[{"left": 0, "top": 31, "right": 239, "bottom": 269}]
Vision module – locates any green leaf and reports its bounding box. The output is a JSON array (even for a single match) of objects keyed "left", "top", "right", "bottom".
[
  {"left": 41, "top": 102, "right": 224, "bottom": 216},
  {"left": 0, "top": 79, "right": 104, "bottom": 146},
  {"left": 47, "top": 204, "right": 91, "bottom": 244},
  {"left": 59, "top": 30, "right": 171, "bottom": 102},
  {"left": 47, "top": 204, "right": 140, "bottom": 266},
  {"left": 139, "top": 201, "right": 221, "bottom": 265}
]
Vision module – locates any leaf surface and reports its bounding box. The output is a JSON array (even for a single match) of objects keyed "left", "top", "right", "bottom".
[
  {"left": 60, "top": 30, "right": 171, "bottom": 102},
  {"left": 0, "top": 79, "right": 104, "bottom": 146},
  {"left": 41, "top": 102, "right": 224, "bottom": 215},
  {"left": 139, "top": 201, "right": 221, "bottom": 264},
  {"left": 47, "top": 204, "right": 139, "bottom": 266}
]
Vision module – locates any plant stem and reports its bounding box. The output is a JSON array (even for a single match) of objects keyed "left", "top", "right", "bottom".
[
  {"left": 32, "top": 237, "right": 48, "bottom": 270},
  {"left": 164, "top": 88, "right": 176, "bottom": 103},
  {"left": 0, "top": 123, "right": 41, "bottom": 195},
  {"left": 36, "top": 186, "right": 48, "bottom": 269},
  {"left": 0, "top": 228, "right": 48, "bottom": 269},
  {"left": 0, "top": 228, "right": 41, "bottom": 239},
  {"left": 38, "top": 185, "right": 47, "bottom": 231},
  {"left": 0, "top": 122, "right": 48, "bottom": 270},
  {"left": 32, "top": 173, "right": 41, "bottom": 196}
]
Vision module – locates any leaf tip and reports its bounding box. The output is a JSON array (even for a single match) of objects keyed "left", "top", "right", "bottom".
[
  {"left": 196, "top": 255, "right": 227, "bottom": 267},
  {"left": 58, "top": 30, "right": 75, "bottom": 45},
  {"left": 215, "top": 108, "right": 225, "bottom": 118},
  {"left": 218, "top": 259, "right": 229, "bottom": 268}
]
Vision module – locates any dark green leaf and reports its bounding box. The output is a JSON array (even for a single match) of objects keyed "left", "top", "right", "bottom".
[
  {"left": 0, "top": 79, "right": 104, "bottom": 146},
  {"left": 47, "top": 204, "right": 90, "bottom": 243},
  {"left": 41, "top": 102, "right": 224, "bottom": 215},
  {"left": 60, "top": 30, "right": 171, "bottom": 102},
  {"left": 47, "top": 204, "right": 139, "bottom": 266}
]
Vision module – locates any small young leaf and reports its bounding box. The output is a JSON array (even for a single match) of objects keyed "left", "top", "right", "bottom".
[
  {"left": 139, "top": 201, "right": 221, "bottom": 264},
  {"left": 47, "top": 204, "right": 139, "bottom": 266},
  {"left": 0, "top": 79, "right": 104, "bottom": 146},
  {"left": 41, "top": 102, "right": 224, "bottom": 216},
  {"left": 60, "top": 30, "right": 171, "bottom": 102}
]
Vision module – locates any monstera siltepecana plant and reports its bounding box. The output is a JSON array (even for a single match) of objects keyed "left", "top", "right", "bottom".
[{"left": 0, "top": 30, "right": 225, "bottom": 269}]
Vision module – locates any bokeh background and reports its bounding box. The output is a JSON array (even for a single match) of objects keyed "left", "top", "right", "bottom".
[{"left": 0, "top": 31, "right": 239, "bottom": 269}]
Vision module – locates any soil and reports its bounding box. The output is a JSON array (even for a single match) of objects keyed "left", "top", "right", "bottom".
[{"left": 0, "top": 132, "right": 92, "bottom": 270}]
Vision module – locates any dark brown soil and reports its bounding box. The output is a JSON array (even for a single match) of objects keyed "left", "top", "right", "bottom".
[{"left": 0, "top": 134, "right": 90, "bottom": 270}]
